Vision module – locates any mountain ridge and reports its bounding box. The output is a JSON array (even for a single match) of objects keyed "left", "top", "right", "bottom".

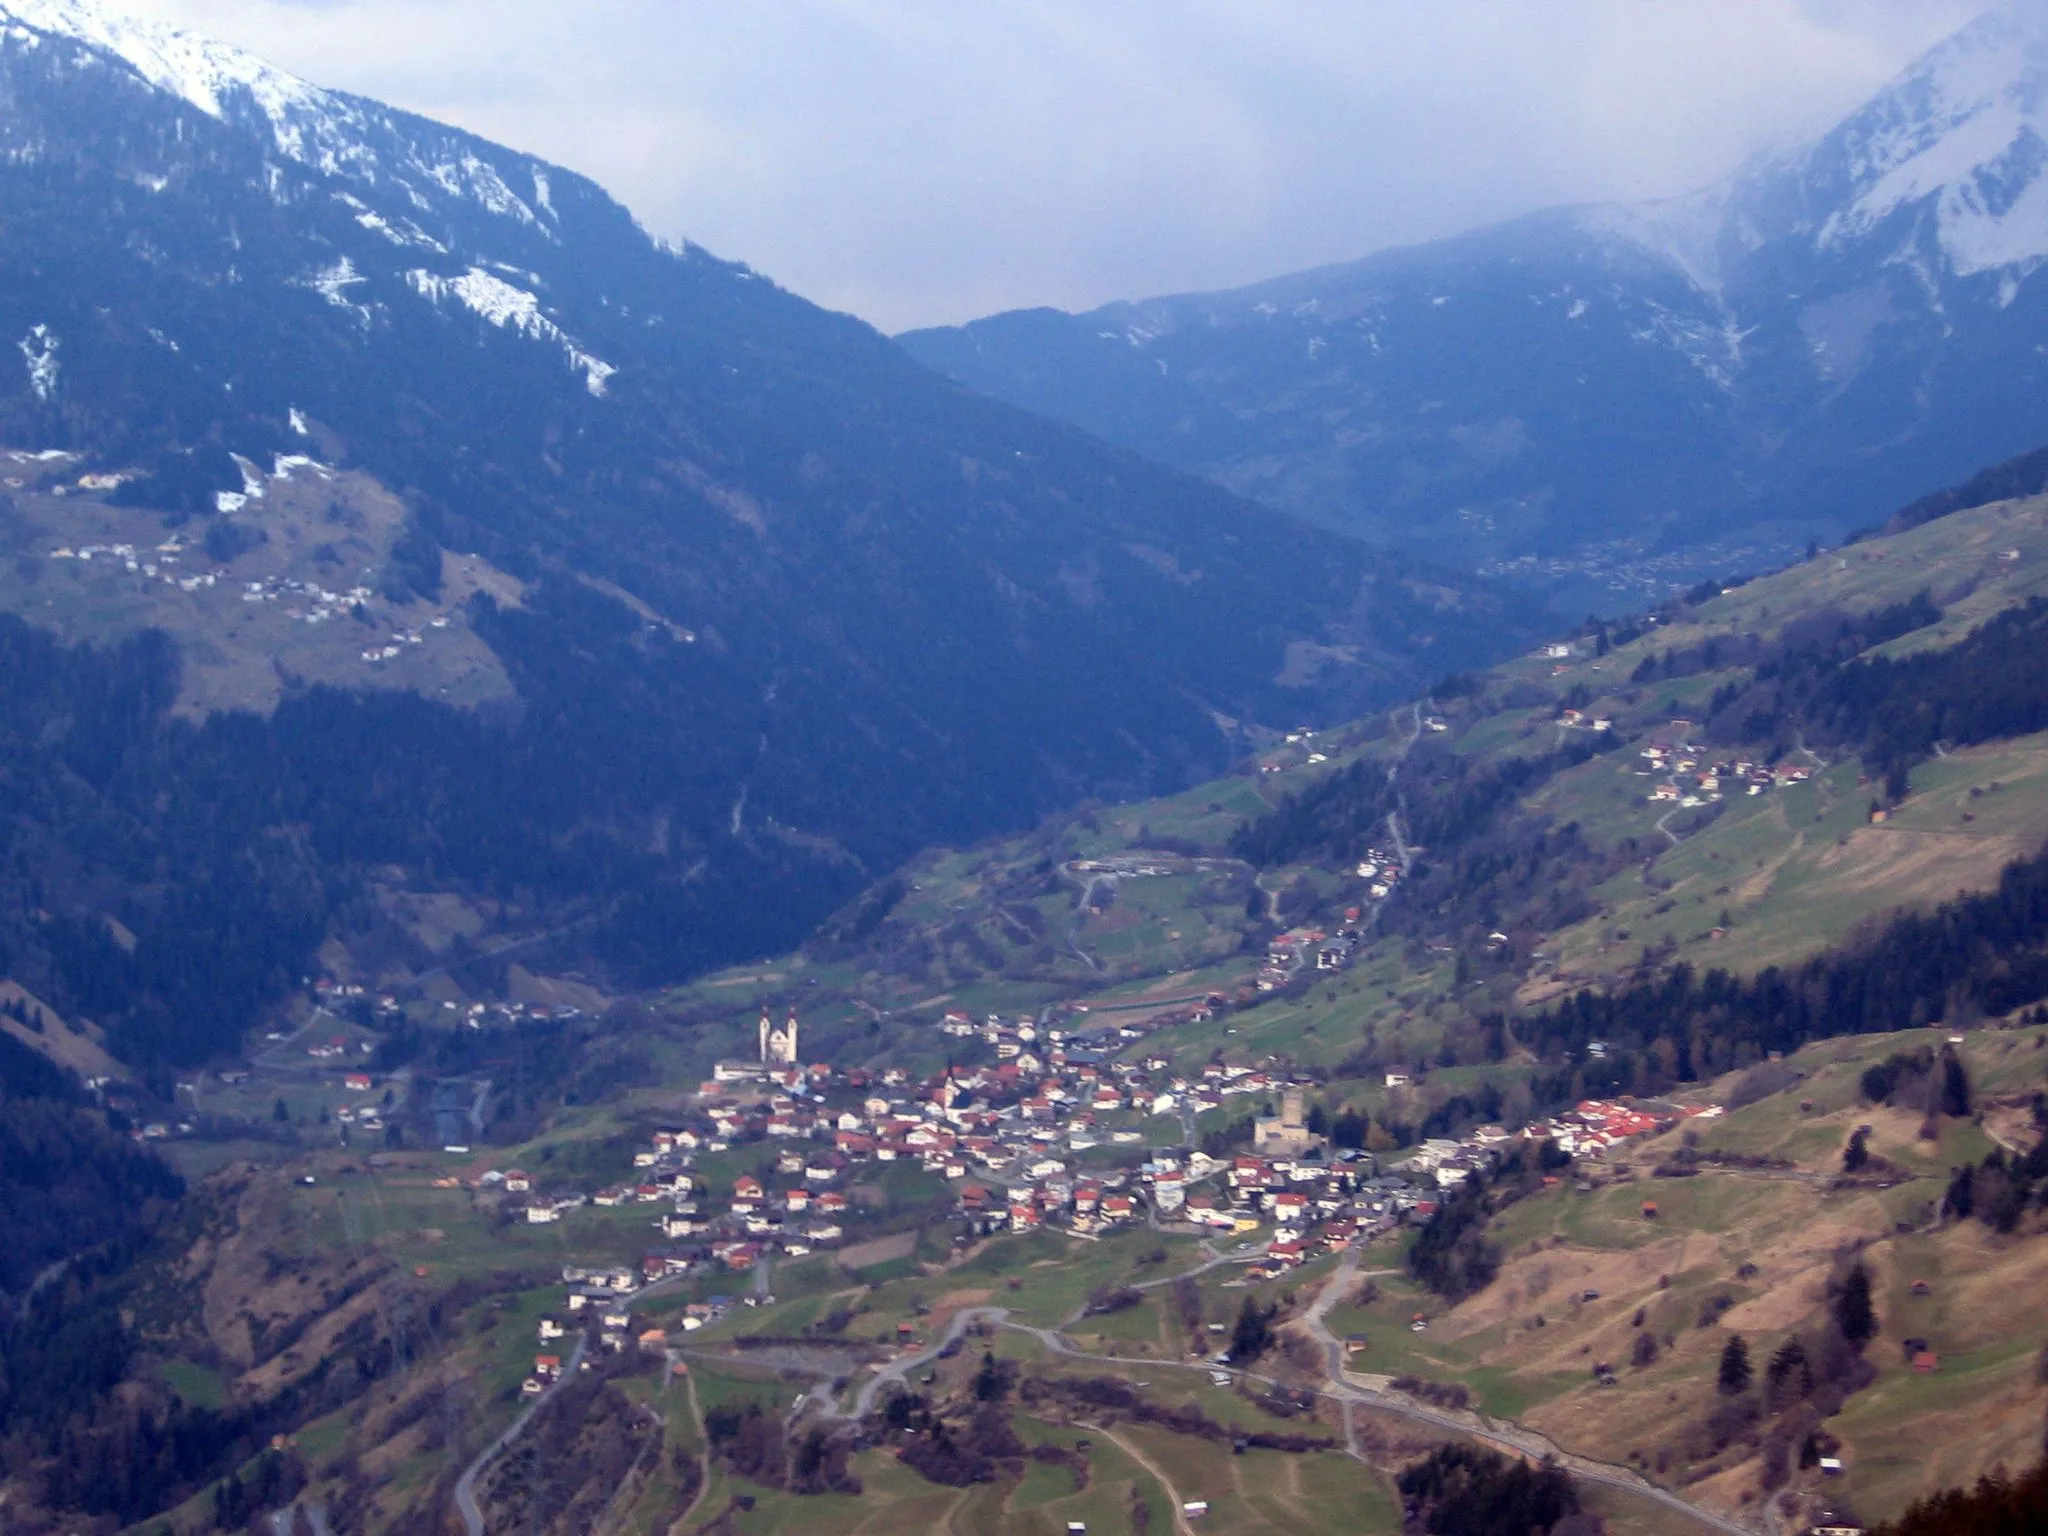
[
  {"left": 900, "top": 1, "right": 2048, "bottom": 601},
  {"left": 0, "top": 0, "right": 1539, "bottom": 1065}
]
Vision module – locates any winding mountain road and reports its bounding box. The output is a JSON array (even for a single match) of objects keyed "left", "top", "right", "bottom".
[
  {"left": 1294, "top": 1248, "right": 1753, "bottom": 1536},
  {"left": 452, "top": 1337, "right": 587, "bottom": 1536}
]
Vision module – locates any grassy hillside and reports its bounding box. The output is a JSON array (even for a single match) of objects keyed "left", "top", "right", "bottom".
[
  {"left": 13, "top": 488, "right": 2048, "bottom": 1536},
  {"left": 662, "top": 491, "right": 2048, "bottom": 1070}
]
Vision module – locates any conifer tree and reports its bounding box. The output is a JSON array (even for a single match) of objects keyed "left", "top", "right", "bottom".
[
  {"left": 1718, "top": 1334, "right": 1752, "bottom": 1396},
  {"left": 1835, "top": 1261, "right": 1877, "bottom": 1350}
]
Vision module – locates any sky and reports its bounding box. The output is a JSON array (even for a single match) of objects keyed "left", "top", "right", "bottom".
[{"left": 120, "top": 0, "right": 1992, "bottom": 332}]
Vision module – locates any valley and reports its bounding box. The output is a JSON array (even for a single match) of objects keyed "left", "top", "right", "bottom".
[
  {"left": 4, "top": 5, "right": 2048, "bottom": 1536},
  {"left": 7, "top": 476, "right": 2048, "bottom": 1535}
]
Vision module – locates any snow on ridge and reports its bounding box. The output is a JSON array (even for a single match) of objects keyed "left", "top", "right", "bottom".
[
  {"left": 0, "top": 1, "right": 555, "bottom": 236},
  {"left": 407, "top": 267, "right": 615, "bottom": 396},
  {"left": 1583, "top": 181, "right": 1735, "bottom": 296},
  {"left": 0, "top": 0, "right": 324, "bottom": 123},
  {"left": 1818, "top": 0, "right": 2048, "bottom": 275}
]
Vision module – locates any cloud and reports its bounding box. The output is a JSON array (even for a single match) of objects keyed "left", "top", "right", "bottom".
[{"left": 121, "top": 0, "right": 1989, "bottom": 330}]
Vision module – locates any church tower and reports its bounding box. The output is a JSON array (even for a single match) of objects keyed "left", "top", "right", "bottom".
[{"left": 760, "top": 1008, "right": 798, "bottom": 1066}]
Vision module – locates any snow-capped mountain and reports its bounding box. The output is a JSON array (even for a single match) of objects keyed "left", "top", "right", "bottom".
[
  {"left": 902, "top": 1, "right": 2048, "bottom": 599},
  {"left": 1805, "top": 0, "right": 2048, "bottom": 281},
  {"left": 0, "top": 0, "right": 634, "bottom": 404},
  {"left": 0, "top": 1, "right": 1532, "bottom": 994}
]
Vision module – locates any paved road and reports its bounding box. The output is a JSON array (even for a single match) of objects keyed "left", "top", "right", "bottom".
[
  {"left": 841, "top": 1303, "right": 999, "bottom": 1420},
  {"left": 1021, "top": 1303, "right": 1757, "bottom": 1536},
  {"left": 732, "top": 1234, "right": 1752, "bottom": 1536},
  {"left": 452, "top": 1336, "right": 587, "bottom": 1536},
  {"left": 841, "top": 1249, "right": 1756, "bottom": 1536},
  {"left": 1294, "top": 1249, "right": 1754, "bottom": 1536},
  {"left": 819, "top": 1239, "right": 1264, "bottom": 1426},
  {"left": 445, "top": 1273, "right": 698, "bottom": 1534}
]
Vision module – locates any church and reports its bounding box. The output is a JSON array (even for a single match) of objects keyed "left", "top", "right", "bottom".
[{"left": 759, "top": 1008, "right": 799, "bottom": 1066}]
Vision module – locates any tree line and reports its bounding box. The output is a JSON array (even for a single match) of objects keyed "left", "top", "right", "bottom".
[{"left": 1499, "top": 843, "right": 2048, "bottom": 1092}]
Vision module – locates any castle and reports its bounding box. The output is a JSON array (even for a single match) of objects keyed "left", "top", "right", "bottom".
[
  {"left": 1253, "top": 1088, "right": 1316, "bottom": 1156},
  {"left": 758, "top": 1008, "right": 798, "bottom": 1066}
]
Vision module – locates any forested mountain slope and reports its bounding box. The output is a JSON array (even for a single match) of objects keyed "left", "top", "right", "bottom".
[
  {"left": 902, "top": 2, "right": 2048, "bottom": 598},
  {"left": 0, "top": 2, "right": 1535, "bottom": 1069}
]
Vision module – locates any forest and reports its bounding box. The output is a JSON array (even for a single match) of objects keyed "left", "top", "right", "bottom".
[
  {"left": 1502, "top": 843, "right": 2048, "bottom": 1091},
  {"left": 1230, "top": 736, "right": 1626, "bottom": 941},
  {"left": 1394, "top": 1442, "right": 1591, "bottom": 1536},
  {"left": 1869, "top": 1459, "right": 2048, "bottom": 1536},
  {"left": 0, "top": 600, "right": 849, "bottom": 1073},
  {"left": 0, "top": 1031, "right": 183, "bottom": 1294}
]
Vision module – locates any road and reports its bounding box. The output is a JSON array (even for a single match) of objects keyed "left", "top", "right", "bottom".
[
  {"left": 674, "top": 1365, "right": 713, "bottom": 1530},
  {"left": 1014, "top": 1302, "right": 1757, "bottom": 1536},
  {"left": 821, "top": 1248, "right": 1754, "bottom": 1536},
  {"left": 446, "top": 1272, "right": 696, "bottom": 1534},
  {"left": 842, "top": 1302, "right": 994, "bottom": 1420},
  {"left": 452, "top": 1336, "right": 588, "bottom": 1536},
  {"left": 1254, "top": 870, "right": 1286, "bottom": 925},
  {"left": 1294, "top": 1249, "right": 1753, "bottom": 1536},
  {"left": 1097, "top": 1424, "right": 1197, "bottom": 1536},
  {"left": 709, "top": 1232, "right": 1752, "bottom": 1536},
  {"left": 830, "top": 1234, "right": 1270, "bottom": 1423}
]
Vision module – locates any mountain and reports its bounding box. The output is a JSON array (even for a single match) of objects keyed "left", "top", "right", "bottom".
[
  {"left": 900, "top": 1, "right": 2048, "bottom": 607},
  {"left": 0, "top": 1, "right": 1536, "bottom": 1066}
]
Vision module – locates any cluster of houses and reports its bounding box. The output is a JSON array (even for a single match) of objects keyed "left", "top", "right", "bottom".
[
  {"left": 45, "top": 536, "right": 229, "bottom": 594},
  {"left": 1351, "top": 845, "right": 1406, "bottom": 901},
  {"left": 430, "top": 996, "right": 587, "bottom": 1029},
  {"left": 519, "top": 1267, "right": 745, "bottom": 1394},
  {"left": 1259, "top": 727, "right": 1332, "bottom": 775},
  {"left": 684, "top": 1028, "right": 1627, "bottom": 1281},
  {"left": 29, "top": 456, "right": 467, "bottom": 663},
  {"left": 442, "top": 997, "right": 1704, "bottom": 1337},
  {"left": 1640, "top": 737, "right": 1813, "bottom": 806},
  {"left": 455, "top": 1016, "right": 1479, "bottom": 1284},
  {"left": 231, "top": 574, "right": 380, "bottom": 629},
  {"left": 1515, "top": 1097, "right": 1720, "bottom": 1161}
]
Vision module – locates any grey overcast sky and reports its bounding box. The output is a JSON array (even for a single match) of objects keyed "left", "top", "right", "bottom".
[{"left": 125, "top": 0, "right": 1990, "bottom": 331}]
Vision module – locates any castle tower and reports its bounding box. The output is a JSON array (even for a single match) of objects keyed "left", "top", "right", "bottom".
[{"left": 1282, "top": 1089, "right": 1304, "bottom": 1130}]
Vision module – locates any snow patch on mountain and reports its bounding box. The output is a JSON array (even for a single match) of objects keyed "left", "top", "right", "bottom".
[
  {"left": 424, "top": 153, "right": 538, "bottom": 227},
  {"left": 17, "top": 324, "right": 57, "bottom": 401},
  {"left": 407, "top": 267, "right": 615, "bottom": 396},
  {"left": 336, "top": 192, "right": 447, "bottom": 254},
  {"left": 301, "top": 256, "right": 368, "bottom": 312},
  {"left": 1585, "top": 182, "right": 1736, "bottom": 296}
]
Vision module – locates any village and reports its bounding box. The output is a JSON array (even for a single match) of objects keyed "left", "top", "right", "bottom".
[
  {"left": 1636, "top": 733, "right": 1816, "bottom": 807},
  {"left": 421, "top": 1001, "right": 1710, "bottom": 1392},
  {"left": 10, "top": 446, "right": 476, "bottom": 676}
]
